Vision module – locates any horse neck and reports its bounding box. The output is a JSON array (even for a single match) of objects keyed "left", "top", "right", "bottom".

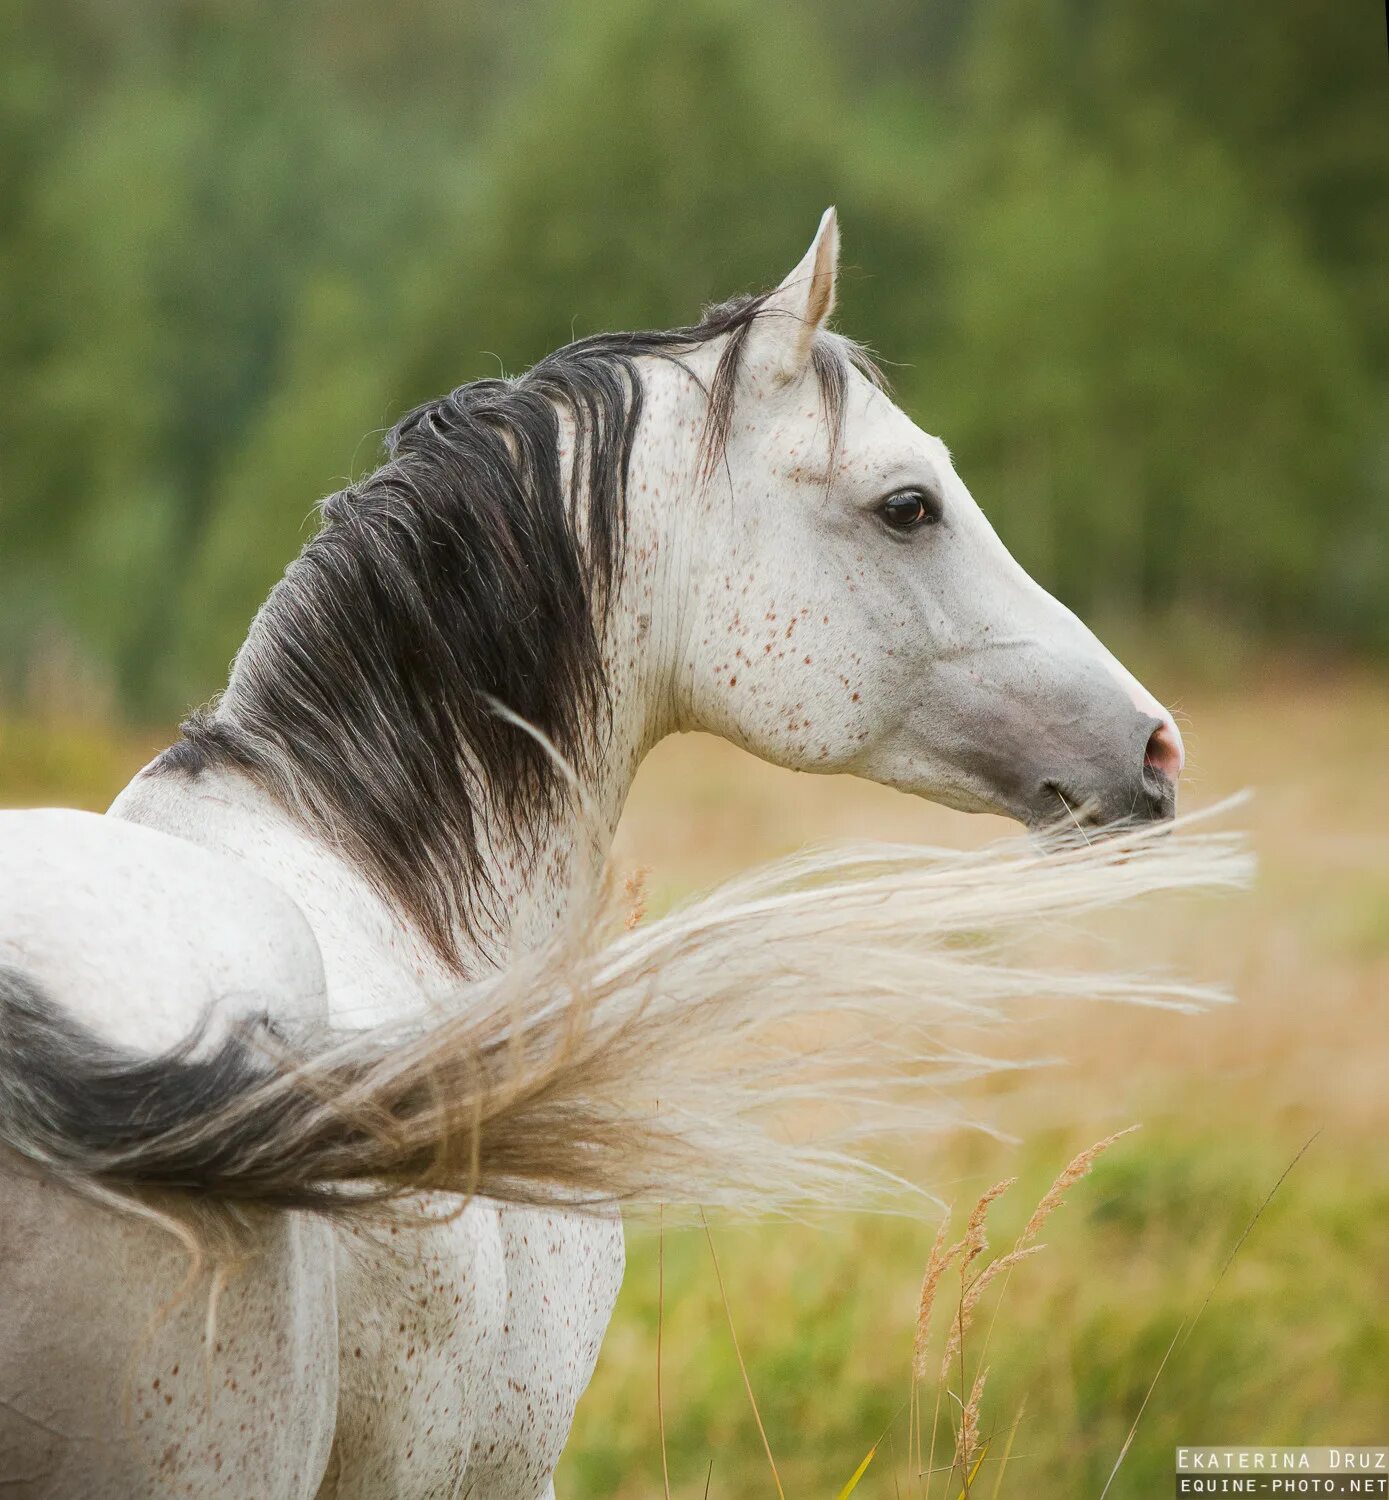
[
  {"left": 119, "top": 373, "right": 699, "bottom": 1006},
  {"left": 475, "top": 377, "right": 694, "bottom": 946},
  {"left": 492, "top": 387, "right": 698, "bottom": 944}
]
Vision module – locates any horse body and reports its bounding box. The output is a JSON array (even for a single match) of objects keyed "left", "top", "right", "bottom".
[
  {"left": 0, "top": 211, "right": 1196, "bottom": 1497},
  {"left": 1, "top": 772, "right": 626, "bottom": 1497},
  {"left": 109, "top": 750, "right": 635, "bottom": 1497}
]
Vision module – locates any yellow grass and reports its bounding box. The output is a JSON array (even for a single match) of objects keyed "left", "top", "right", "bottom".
[
  {"left": 611, "top": 663, "right": 1389, "bottom": 1143},
  {"left": 575, "top": 661, "right": 1389, "bottom": 1496},
  {"left": 4, "top": 657, "right": 1387, "bottom": 1497}
]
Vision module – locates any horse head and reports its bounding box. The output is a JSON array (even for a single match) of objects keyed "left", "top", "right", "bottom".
[{"left": 665, "top": 209, "right": 1183, "bottom": 830}]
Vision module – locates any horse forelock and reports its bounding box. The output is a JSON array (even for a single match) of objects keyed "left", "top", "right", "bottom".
[{"left": 157, "top": 296, "right": 884, "bottom": 969}]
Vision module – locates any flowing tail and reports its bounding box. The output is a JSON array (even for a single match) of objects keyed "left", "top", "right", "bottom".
[{"left": 0, "top": 817, "right": 1248, "bottom": 1223}]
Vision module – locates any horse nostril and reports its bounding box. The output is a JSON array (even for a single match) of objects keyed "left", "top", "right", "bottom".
[{"left": 1144, "top": 717, "right": 1184, "bottom": 782}]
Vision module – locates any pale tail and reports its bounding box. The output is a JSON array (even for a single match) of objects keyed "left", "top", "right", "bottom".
[{"left": 0, "top": 816, "right": 1249, "bottom": 1223}]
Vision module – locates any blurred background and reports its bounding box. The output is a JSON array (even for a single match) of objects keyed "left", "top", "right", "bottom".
[{"left": 1, "top": 0, "right": 1386, "bottom": 1494}]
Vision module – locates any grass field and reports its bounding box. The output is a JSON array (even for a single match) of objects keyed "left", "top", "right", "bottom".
[{"left": 3, "top": 658, "right": 1387, "bottom": 1496}]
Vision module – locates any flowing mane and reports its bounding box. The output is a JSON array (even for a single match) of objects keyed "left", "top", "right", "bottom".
[{"left": 157, "top": 294, "right": 882, "bottom": 968}]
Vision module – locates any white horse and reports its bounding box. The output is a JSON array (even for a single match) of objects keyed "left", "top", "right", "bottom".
[{"left": 0, "top": 210, "right": 1222, "bottom": 1499}]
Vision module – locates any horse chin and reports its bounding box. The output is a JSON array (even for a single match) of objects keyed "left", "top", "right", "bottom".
[
  {"left": 880, "top": 760, "right": 1178, "bottom": 838},
  {"left": 1024, "top": 771, "right": 1178, "bottom": 845}
]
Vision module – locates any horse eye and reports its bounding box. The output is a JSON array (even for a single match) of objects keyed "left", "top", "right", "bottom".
[{"left": 878, "top": 489, "right": 940, "bottom": 531}]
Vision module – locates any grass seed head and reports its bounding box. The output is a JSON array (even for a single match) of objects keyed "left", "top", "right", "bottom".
[
  {"left": 912, "top": 1209, "right": 962, "bottom": 1380},
  {"left": 1018, "top": 1127, "right": 1138, "bottom": 1248}
]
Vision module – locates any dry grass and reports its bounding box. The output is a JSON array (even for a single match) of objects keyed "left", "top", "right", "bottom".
[
  {"left": 673, "top": 1133, "right": 1152, "bottom": 1499},
  {"left": 909, "top": 1135, "right": 1134, "bottom": 1497},
  {"left": 565, "top": 659, "right": 1389, "bottom": 1497},
  {"left": 612, "top": 663, "right": 1389, "bottom": 1142},
  {"left": 5, "top": 655, "right": 1388, "bottom": 1498}
]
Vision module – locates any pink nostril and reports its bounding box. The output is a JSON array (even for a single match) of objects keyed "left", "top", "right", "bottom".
[{"left": 1145, "top": 718, "right": 1185, "bottom": 781}]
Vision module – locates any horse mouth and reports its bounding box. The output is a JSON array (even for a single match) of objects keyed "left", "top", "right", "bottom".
[
  {"left": 1033, "top": 773, "right": 1177, "bottom": 837},
  {"left": 1032, "top": 782, "right": 1105, "bottom": 838}
]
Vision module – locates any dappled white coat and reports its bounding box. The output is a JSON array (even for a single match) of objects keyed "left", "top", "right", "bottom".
[{"left": 0, "top": 212, "right": 1211, "bottom": 1500}]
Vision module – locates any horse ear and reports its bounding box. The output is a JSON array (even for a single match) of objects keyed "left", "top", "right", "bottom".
[{"left": 751, "top": 207, "right": 839, "bottom": 382}]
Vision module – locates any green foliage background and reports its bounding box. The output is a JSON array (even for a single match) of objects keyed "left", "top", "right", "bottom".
[{"left": 2, "top": 0, "right": 1385, "bottom": 715}]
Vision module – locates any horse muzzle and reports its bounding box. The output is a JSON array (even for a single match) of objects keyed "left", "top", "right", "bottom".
[{"left": 1025, "top": 708, "right": 1181, "bottom": 831}]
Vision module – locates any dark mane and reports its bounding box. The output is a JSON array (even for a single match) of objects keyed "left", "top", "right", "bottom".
[{"left": 158, "top": 294, "right": 882, "bottom": 970}]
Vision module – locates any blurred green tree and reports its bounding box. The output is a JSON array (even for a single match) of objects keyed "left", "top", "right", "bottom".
[
  {"left": 0, "top": 0, "right": 1383, "bottom": 717},
  {"left": 926, "top": 110, "right": 1377, "bottom": 635},
  {"left": 170, "top": 0, "right": 953, "bottom": 701}
]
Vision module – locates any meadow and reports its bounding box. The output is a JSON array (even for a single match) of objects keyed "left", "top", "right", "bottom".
[
  {"left": 4, "top": 4, "right": 1383, "bottom": 1494},
  {"left": 3, "top": 653, "right": 1386, "bottom": 1497}
]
